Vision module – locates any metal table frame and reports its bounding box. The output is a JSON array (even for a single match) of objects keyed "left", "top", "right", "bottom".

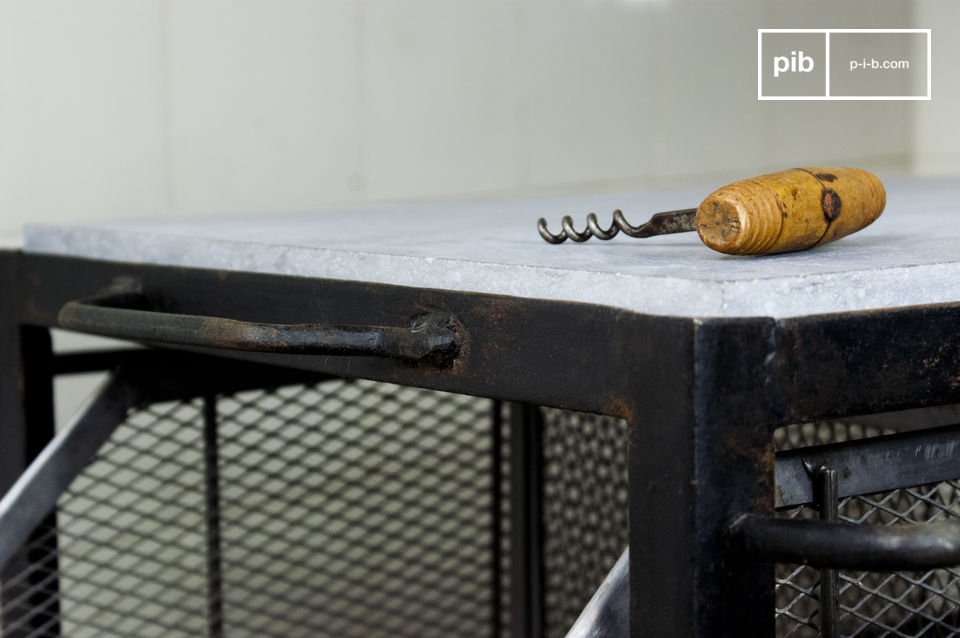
[{"left": 3, "top": 249, "right": 960, "bottom": 637}]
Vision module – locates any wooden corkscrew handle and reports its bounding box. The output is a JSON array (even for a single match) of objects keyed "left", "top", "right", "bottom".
[{"left": 695, "top": 167, "right": 886, "bottom": 255}]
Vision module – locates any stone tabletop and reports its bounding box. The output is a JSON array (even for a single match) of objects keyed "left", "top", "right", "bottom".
[{"left": 23, "top": 176, "right": 960, "bottom": 319}]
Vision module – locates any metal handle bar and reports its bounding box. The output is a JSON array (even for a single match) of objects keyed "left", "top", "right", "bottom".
[
  {"left": 58, "top": 292, "right": 460, "bottom": 366},
  {"left": 729, "top": 513, "right": 960, "bottom": 571}
]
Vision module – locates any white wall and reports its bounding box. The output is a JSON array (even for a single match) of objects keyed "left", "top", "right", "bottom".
[
  {"left": 0, "top": 0, "right": 933, "bottom": 239},
  {"left": 0, "top": 1, "right": 166, "bottom": 231},
  {"left": 913, "top": 0, "right": 960, "bottom": 174}
]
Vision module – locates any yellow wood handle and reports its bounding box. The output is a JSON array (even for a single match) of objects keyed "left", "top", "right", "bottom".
[{"left": 695, "top": 167, "right": 886, "bottom": 255}]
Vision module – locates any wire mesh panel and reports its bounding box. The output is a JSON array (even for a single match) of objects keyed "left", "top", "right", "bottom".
[
  {"left": 214, "top": 382, "right": 496, "bottom": 638},
  {"left": 1, "top": 379, "right": 498, "bottom": 638},
  {"left": 9, "top": 372, "right": 958, "bottom": 638},
  {"left": 540, "top": 408, "right": 629, "bottom": 638},
  {"left": 774, "top": 422, "right": 960, "bottom": 638},
  {"left": 1, "top": 401, "right": 210, "bottom": 638}
]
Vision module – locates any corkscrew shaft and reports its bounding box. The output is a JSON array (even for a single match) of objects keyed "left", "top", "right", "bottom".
[{"left": 537, "top": 208, "right": 697, "bottom": 244}]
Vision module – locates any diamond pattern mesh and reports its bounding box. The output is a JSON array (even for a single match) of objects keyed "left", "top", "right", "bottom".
[
  {"left": 2, "top": 400, "right": 210, "bottom": 638},
  {"left": 6, "top": 374, "right": 957, "bottom": 638},
  {"left": 1, "top": 380, "right": 498, "bottom": 638},
  {"left": 214, "top": 382, "right": 496, "bottom": 638},
  {"left": 541, "top": 409, "right": 629, "bottom": 638},
  {"left": 774, "top": 422, "right": 960, "bottom": 638}
]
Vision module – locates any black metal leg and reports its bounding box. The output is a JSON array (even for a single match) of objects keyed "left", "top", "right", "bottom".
[
  {"left": 508, "top": 402, "right": 545, "bottom": 638},
  {"left": 0, "top": 310, "right": 61, "bottom": 636},
  {"left": 629, "top": 319, "right": 777, "bottom": 637}
]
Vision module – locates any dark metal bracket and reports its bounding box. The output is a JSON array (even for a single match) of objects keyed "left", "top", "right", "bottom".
[{"left": 776, "top": 423, "right": 960, "bottom": 509}]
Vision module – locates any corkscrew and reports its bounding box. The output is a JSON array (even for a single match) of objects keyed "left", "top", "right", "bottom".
[
  {"left": 538, "top": 208, "right": 697, "bottom": 243},
  {"left": 536, "top": 167, "right": 886, "bottom": 256}
]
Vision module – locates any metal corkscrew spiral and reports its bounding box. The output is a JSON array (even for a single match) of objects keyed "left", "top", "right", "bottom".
[{"left": 537, "top": 208, "right": 699, "bottom": 244}]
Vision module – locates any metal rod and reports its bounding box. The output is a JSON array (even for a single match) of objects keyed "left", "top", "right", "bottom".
[
  {"left": 508, "top": 403, "right": 545, "bottom": 638},
  {"left": 51, "top": 348, "right": 147, "bottom": 375},
  {"left": 814, "top": 465, "right": 840, "bottom": 638},
  {"left": 564, "top": 548, "right": 629, "bottom": 638},
  {"left": 729, "top": 514, "right": 960, "bottom": 571},
  {"left": 490, "top": 400, "right": 504, "bottom": 638},
  {"left": 203, "top": 395, "right": 224, "bottom": 638},
  {"left": 0, "top": 373, "right": 130, "bottom": 573},
  {"left": 58, "top": 293, "right": 460, "bottom": 365}
]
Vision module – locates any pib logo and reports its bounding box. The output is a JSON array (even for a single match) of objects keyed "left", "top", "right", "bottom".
[
  {"left": 759, "top": 29, "right": 930, "bottom": 100},
  {"left": 773, "top": 50, "right": 815, "bottom": 78},
  {"left": 758, "top": 31, "right": 826, "bottom": 98}
]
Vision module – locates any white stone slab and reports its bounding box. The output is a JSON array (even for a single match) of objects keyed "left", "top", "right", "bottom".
[{"left": 23, "top": 176, "right": 960, "bottom": 319}]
